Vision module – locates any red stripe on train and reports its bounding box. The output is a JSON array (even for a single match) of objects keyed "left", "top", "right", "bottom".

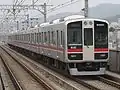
[
  {"left": 94, "top": 48, "right": 108, "bottom": 52},
  {"left": 68, "top": 49, "right": 83, "bottom": 52}
]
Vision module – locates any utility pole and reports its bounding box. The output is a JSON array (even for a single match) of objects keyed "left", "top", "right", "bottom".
[
  {"left": 16, "top": 21, "right": 19, "bottom": 30},
  {"left": 27, "top": 14, "right": 29, "bottom": 27},
  {"left": 43, "top": 3, "right": 47, "bottom": 22},
  {"left": 0, "top": 3, "right": 52, "bottom": 22},
  {"left": 32, "top": 0, "right": 34, "bottom": 8},
  {"left": 85, "top": 0, "right": 88, "bottom": 18}
]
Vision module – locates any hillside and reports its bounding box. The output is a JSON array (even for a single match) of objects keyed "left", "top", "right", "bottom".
[
  {"left": 43, "top": 3, "right": 120, "bottom": 23},
  {"left": 89, "top": 3, "right": 120, "bottom": 18}
]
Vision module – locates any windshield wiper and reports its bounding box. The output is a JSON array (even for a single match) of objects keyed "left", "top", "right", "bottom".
[{"left": 86, "top": 44, "right": 89, "bottom": 48}]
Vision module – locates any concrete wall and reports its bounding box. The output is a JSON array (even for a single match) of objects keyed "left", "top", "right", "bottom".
[{"left": 109, "top": 50, "right": 120, "bottom": 73}]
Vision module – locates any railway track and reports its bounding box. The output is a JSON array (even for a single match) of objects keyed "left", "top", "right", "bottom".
[
  {"left": 3, "top": 45, "right": 120, "bottom": 90},
  {"left": 0, "top": 46, "right": 54, "bottom": 90},
  {"left": 65, "top": 74, "right": 120, "bottom": 90},
  {"left": 3, "top": 45, "right": 88, "bottom": 90},
  {"left": 98, "top": 75, "right": 120, "bottom": 89},
  {"left": 0, "top": 72, "right": 5, "bottom": 90},
  {"left": 0, "top": 53, "right": 23, "bottom": 90},
  {"left": 77, "top": 77, "right": 119, "bottom": 90}
]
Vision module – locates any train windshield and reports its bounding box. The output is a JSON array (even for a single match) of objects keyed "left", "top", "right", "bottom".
[
  {"left": 94, "top": 21, "right": 108, "bottom": 48},
  {"left": 67, "top": 21, "right": 82, "bottom": 45}
]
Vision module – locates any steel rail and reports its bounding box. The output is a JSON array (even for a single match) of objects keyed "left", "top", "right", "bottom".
[
  {"left": 0, "top": 54, "right": 23, "bottom": 90},
  {"left": 0, "top": 46, "right": 54, "bottom": 90},
  {"left": 3, "top": 45, "right": 101, "bottom": 90}
]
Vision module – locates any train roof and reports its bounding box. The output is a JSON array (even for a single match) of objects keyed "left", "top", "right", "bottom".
[
  {"left": 40, "top": 15, "right": 109, "bottom": 27},
  {"left": 8, "top": 15, "right": 109, "bottom": 35},
  {"left": 40, "top": 15, "right": 85, "bottom": 27}
]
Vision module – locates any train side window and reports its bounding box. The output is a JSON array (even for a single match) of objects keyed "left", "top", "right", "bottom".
[
  {"left": 30, "top": 33, "right": 32, "bottom": 43},
  {"left": 33, "top": 33, "right": 34, "bottom": 43},
  {"left": 25, "top": 34, "right": 26, "bottom": 41},
  {"left": 24, "top": 34, "right": 25, "bottom": 41},
  {"left": 60, "top": 31, "right": 63, "bottom": 47},
  {"left": 31, "top": 33, "right": 33, "bottom": 43},
  {"left": 28, "top": 34, "right": 29, "bottom": 42},
  {"left": 16, "top": 35, "right": 18, "bottom": 40},
  {"left": 15, "top": 35, "right": 17, "bottom": 40},
  {"left": 17, "top": 35, "right": 19, "bottom": 40},
  {"left": 42, "top": 32, "right": 43, "bottom": 43},
  {"left": 23, "top": 34, "right": 24, "bottom": 41},
  {"left": 25, "top": 34, "right": 27, "bottom": 42},
  {"left": 25, "top": 34, "right": 27, "bottom": 41},
  {"left": 22, "top": 34, "right": 23, "bottom": 41},
  {"left": 21, "top": 34, "right": 23, "bottom": 41},
  {"left": 35, "top": 33, "right": 37, "bottom": 43},
  {"left": 36, "top": 33, "right": 38, "bottom": 43},
  {"left": 51, "top": 31, "right": 55, "bottom": 45},
  {"left": 27, "top": 34, "right": 28, "bottom": 42},
  {"left": 27, "top": 34, "right": 29, "bottom": 42},
  {"left": 36, "top": 33, "right": 38, "bottom": 44},
  {"left": 44, "top": 32, "right": 47, "bottom": 43},
  {"left": 37, "top": 33, "right": 38, "bottom": 43},
  {"left": 31, "top": 33, "right": 34, "bottom": 43},
  {"left": 26, "top": 34, "right": 27, "bottom": 42},
  {"left": 34, "top": 33, "right": 36, "bottom": 43},
  {"left": 21, "top": 35, "right": 23, "bottom": 41},
  {"left": 29, "top": 34, "right": 30, "bottom": 43},
  {"left": 26, "top": 34, "right": 27, "bottom": 41},
  {"left": 17, "top": 35, "right": 18, "bottom": 40},
  {"left": 19, "top": 35, "right": 20, "bottom": 41},
  {"left": 57, "top": 30, "right": 60, "bottom": 46},
  {"left": 39, "top": 33, "right": 41, "bottom": 43},
  {"left": 38, "top": 33, "right": 41, "bottom": 43},
  {"left": 20, "top": 34, "right": 22, "bottom": 41},
  {"left": 48, "top": 31, "right": 50, "bottom": 44},
  {"left": 23, "top": 34, "right": 25, "bottom": 41},
  {"left": 34, "top": 33, "right": 35, "bottom": 43},
  {"left": 51, "top": 31, "right": 53, "bottom": 44}
]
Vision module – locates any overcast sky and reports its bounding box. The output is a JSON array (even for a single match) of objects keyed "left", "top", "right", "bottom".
[
  {"left": 0, "top": 0, "right": 120, "bottom": 6},
  {"left": 0, "top": 0, "right": 120, "bottom": 17}
]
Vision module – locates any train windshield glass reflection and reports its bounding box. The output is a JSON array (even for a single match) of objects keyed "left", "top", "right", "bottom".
[
  {"left": 67, "top": 21, "right": 82, "bottom": 45},
  {"left": 84, "top": 28, "right": 93, "bottom": 45},
  {"left": 94, "top": 21, "right": 108, "bottom": 48}
]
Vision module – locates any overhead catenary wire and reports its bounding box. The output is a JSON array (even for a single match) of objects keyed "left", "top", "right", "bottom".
[
  {"left": 14, "top": 0, "right": 19, "bottom": 5},
  {"left": 47, "top": 0, "right": 79, "bottom": 13},
  {"left": 34, "top": 0, "right": 39, "bottom": 4},
  {"left": 32, "top": 0, "right": 79, "bottom": 17},
  {"left": 44, "top": 0, "right": 50, "bottom": 4},
  {"left": 16, "top": 0, "right": 26, "bottom": 5}
]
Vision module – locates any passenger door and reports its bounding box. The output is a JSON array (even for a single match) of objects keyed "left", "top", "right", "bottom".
[{"left": 83, "top": 28, "right": 94, "bottom": 60}]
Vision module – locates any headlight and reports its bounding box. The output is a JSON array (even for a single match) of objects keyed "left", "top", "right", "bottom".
[
  {"left": 84, "top": 21, "right": 87, "bottom": 25},
  {"left": 100, "top": 54, "right": 106, "bottom": 57},
  {"left": 89, "top": 21, "right": 93, "bottom": 25}
]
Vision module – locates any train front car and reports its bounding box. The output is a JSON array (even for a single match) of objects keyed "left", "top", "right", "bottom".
[{"left": 66, "top": 19, "right": 109, "bottom": 75}]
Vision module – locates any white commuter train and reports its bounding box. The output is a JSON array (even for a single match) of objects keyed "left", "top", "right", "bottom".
[{"left": 8, "top": 15, "right": 109, "bottom": 75}]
